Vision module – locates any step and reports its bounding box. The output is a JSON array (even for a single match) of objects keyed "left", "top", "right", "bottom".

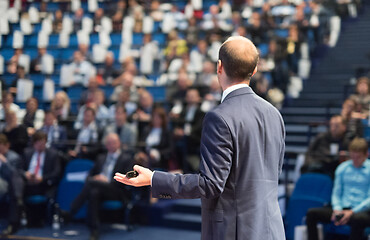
[
  {"left": 285, "top": 124, "right": 327, "bottom": 134},
  {"left": 285, "top": 135, "right": 309, "bottom": 145},
  {"left": 281, "top": 107, "right": 341, "bottom": 116},
  {"left": 283, "top": 115, "right": 329, "bottom": 124},
  {"left": 285, "top": 145, "right": 308, "bottom": 154},
  {"left": 171, "top": 199, "right": 201, "bottom": 215},
  {"left": 162, "top": 213, "right": 202, "bottom": 231}
]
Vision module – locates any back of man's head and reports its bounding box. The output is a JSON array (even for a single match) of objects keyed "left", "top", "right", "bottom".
[{"left": 218, "top": 36, "right": 259, "bottom": 82}]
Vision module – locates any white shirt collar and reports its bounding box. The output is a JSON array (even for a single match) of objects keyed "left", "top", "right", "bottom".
[{"left": 221, "top": 83, "right": 250, "bottom": 103}]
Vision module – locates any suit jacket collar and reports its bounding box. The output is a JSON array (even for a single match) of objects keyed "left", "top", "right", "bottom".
[{"left": 222, "top": 86, "right": 255, "bottom": 103}]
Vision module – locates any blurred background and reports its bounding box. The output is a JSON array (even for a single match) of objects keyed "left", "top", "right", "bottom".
[{"left": 0, "top": 0, "right": 370, "bottom": 239}]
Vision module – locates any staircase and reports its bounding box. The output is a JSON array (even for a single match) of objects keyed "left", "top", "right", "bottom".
[
  {"left": 283, "top": 3, "right": 370, "bottom": 154},
  {"left": 149, "top": 199, "right": 202, "bottom": 231}
]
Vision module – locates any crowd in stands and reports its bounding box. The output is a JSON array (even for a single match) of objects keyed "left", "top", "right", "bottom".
[
  {"left": 0, "top": 0, "right": 366, "bottom": 239},
  {"left": 300, "top": 75, "right": 370, "bottom": 239}
]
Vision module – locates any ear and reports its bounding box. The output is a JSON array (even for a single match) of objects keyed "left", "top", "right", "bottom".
[
  {"left": 217, "top": 60, "right": 223, "bottom": 74},
  {"left": 251, "top": 66, "right": 258, "bottom": 77}
]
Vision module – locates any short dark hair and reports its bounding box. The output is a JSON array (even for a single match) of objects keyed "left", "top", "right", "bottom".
[
  {"left": 115, "top": 104, "right": 126, "bottom": 113},
  {"left": 32, "top": 131, "right": 47, "bottom": 143},
  {"left": 0, "top": 134, "right": 9, "bottom": 145},
  {"left": 84, "top": 107, "right": 96, "bottom": 117},
  {"left": 151, "top": 107, "right": 168, "bottom": 130},
  {"left": 218, "top": 39, "right": 259, "bottom": 81}
]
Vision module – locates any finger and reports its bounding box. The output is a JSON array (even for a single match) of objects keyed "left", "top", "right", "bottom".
[
  {"left": 114, "top": 176, "right": 132, "bottom": 185},
  {"left": 113, "top": 173, "right": 127, "bottom": 181},
  {"left": 115, "top": 172, "right": 126, "bottom": 178}
]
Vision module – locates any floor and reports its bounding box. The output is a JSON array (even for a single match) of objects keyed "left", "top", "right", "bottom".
[{"left": 0, "top": 223, "right": 201, "bottom": 240}]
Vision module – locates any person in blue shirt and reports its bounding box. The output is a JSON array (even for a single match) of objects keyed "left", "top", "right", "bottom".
[{"left": 306, "top": 137, "right": 370, "bottom": 240}]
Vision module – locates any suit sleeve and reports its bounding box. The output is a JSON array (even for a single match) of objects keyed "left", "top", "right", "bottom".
[{"left": 152, "top": 111, "right": 233, "bottom": 199}]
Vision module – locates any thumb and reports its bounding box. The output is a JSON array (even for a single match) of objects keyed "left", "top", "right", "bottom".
[{"left": 133, "top": 165, "right": 145, "bottom": 173}]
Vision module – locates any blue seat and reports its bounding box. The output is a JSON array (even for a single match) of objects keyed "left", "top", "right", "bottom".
[
  {"left": 30, "top": 74, "right": 45, "bottom": 87},
  {"left": 90, "top": 33, "right": 99, "bottom": 45},
  {"left": 48, "top": 34, "right": 60, "bottom": 48},
  {"left": 101, "top": 187, "right": 145, "bottom": 229},
  {"left": 4, "top": 35, "right": 14, "bottom": 48},
  {"left": 69, "top": 34, "right": 78, "bottom": 48},
  {"left": 132, "top": 33, "right": 144, "bottom": 46},
  {"left": 257, "top": 43, "right": 269, "bottom": 58},
  {"left": 25, "top": 195, "right": 48, "bottom": 205},
  {"left": 101, "top": 86, "right": 114, "bottom": 98},
  {"left": 284, "top": 173, "right": 333, "bottom": 240},
  {"left": 110, "top": 33, "right": 122, "bottom": 47},
  {"left": 26, "top": 34, "right": 38, "bottom": 48},
  {"left": 275, "top": 29, "right": 289, "bottom": 38},
  {"left": 56, "top": 159, "right": 94, "bottom": 219},
  {"left": 1, "top": 48, "right": 14, "bottom": 60},
  {"left": 152, "top": 33, "right": 166, "bottom": 47},
  {"left": 67, "top": 86, "right": 86, "bottom": 101},
  {"left": 48, "top": 49, "right": 61, "bottom": 59},
  {"left": 24, "top": 48, "right": 38, "bottom": 59},
  {"left": 146, "top": 86, "right": 166, "bottom": 102}
]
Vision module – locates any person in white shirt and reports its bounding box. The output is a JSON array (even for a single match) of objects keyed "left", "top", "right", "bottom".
[
  {"left": 69, "top": 51, "right": 96, "bottom": 87},
  {"left": 74, "top": 89, "right": 109, "bottom": 130},
  {"left": 140, "top": 34, "right": 159, "bottom": 75},
  {"left": 69, "top": 107, "right": 99, "bottom": 159}
]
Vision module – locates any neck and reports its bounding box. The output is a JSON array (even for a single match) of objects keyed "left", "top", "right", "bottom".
[{"left": 222, "top": 79, "right": 250, "bottom": 91}]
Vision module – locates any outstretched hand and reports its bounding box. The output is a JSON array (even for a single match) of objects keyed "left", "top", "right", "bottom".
[{"left": 114, "top": 165, "right": 153, "bottom": 187}]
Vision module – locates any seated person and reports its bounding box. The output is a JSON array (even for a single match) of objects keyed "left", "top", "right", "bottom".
[
  {"left": 97, "top": 51, "right": 120, "bottom": 85},
  {"left": 171, "top": 88, "right": 205, "bottom": 172},
  {"left": 110, "top": 71, "right": 139, "bottom": 103},
  {"left": 108, "top": 89, "right": 137, "bottom": 120},
  {"left": 30, "top": 47, "right": 54, "bottom": 74},
  {"left": 349, "top": 76, "right": 370, "bottom": 118},
  {"left": 39, "top": 111, "right": 67, "bottom": 151},
  {"left": 19, "top": 131, "right": 61, "bottom": 228},
  {"left": 306, "top": 138, "right": 370, "bottom": 240},
  {"left": 0, "top": 92, "right": 21, "bottom": 124},
  {"left": 69, "top": 107, "right": 100, "bottom": 159},
  {"left": 1, "top": 111, "right": 28, "bottom": 155},
  {"left": 0, "top": 134, "right": 23, "bottom": 235},
  {"left": 301, "top": 115, "right": 351, "bottom": 178},
  {"left": 135, "top": 107, "right": 174, "bottom": 170},
  {"left": 104, "top": 104, "right": 137, "bottom": 151},
  {"left": 65, "top": 133, "right": 134, "bottom": 240},
  {"left": 50, "top": 91, "right": 71, "bottom": 121},
  {"left": 131, "top": 90, "right": 154, "bottom": 141},
  {"left": 340, "top": 98, "right": 363, "bottom": 140},
  {"left": 20, "top": 97, "right": 45, "bottom": 136},
  {"left": 69, "top": 51, "right": 95, "bottom": 87},
  {"left": 79, "top": 76, "right": 100, "bottom": 107},
  {"left": 74, "top": 89, "right": 109, "bottom": 130},
  {"left": 21, "top": 131, "right": 61, "bottom": 197}
]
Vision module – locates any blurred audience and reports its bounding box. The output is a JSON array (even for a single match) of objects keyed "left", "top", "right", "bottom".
[
  {"left": 306, "top": 138, "right": 370, "bottom": 240},
  {"left": 1, "top": 111, "right": 28, "bottom": 156},
  {"left": 135, "top": 107, "right": 174, "bottom": 170},
  {"left": 302, "top": 115, "right": 351, "bottom": 178},
  {"left": 66, "top": 133, "right": 134, "bottom": 240}
]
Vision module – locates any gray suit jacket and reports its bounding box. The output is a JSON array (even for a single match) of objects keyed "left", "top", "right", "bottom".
[{"left": 152, "top": 87, "right": 286, "bottom": 240}]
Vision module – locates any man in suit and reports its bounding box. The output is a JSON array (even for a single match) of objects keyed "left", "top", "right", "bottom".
[
  {"left": 68, "top": 133, "right": 134, "bottom": 240},
  {"left": 103, "top": 104, "right": 137, "bottom": 151},
  {"left": 22, "top": 131, "right": 61, "bottom": 198},
  {"left": 39, "top": 111, "right": 68, "bottom": 151},
  {"left": 0, "top": 134, "right": 23, "bottom": 235},
  {"left": 115, "top": 36, "right": 286, "bottom": 240},
  {"left": 18, "top": 131, "right": 61, "bottom": 229}
]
